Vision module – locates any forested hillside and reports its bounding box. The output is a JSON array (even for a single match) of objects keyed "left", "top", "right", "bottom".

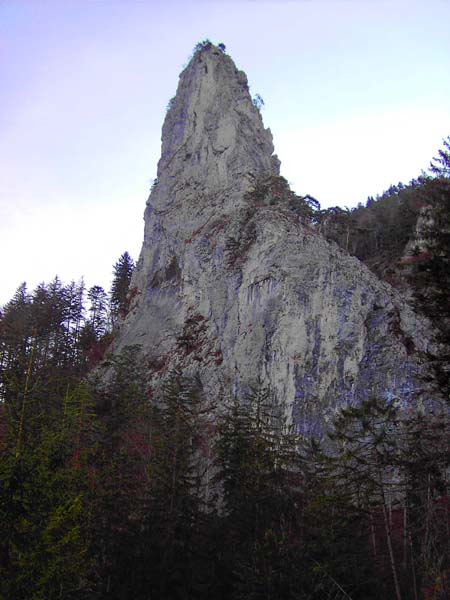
[
  {"left": 316, "top": 137, "right": 450, "bottom": 393},
  {"left": 0, "top": 139, "right": 449, "bottom": 599}
]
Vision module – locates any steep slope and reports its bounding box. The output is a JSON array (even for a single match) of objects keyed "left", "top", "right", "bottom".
[{"left": 114, "top": 43, "right": 438, "bottom": 432}]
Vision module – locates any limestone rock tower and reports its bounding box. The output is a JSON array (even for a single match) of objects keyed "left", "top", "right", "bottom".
[{"left": 114, "top": 43, "right": 436, "bottom": 432}]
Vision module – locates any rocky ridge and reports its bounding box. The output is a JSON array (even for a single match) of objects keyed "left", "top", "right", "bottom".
[{"left": 114, "top": 43, "right": 439, "bottom": 432}]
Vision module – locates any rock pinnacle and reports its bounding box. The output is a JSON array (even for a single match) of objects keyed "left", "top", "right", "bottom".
[{"left": 114, "top": 43, "right": 437, "bottom": 432}]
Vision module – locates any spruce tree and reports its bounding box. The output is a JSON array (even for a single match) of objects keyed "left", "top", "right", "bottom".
[
  {"left": 213, "top": 386, "right": 307, "bottom": 599},
  {"left": 110, "top": 251, "right": 135, "bottom": 324},
  {"left": 87, "top": 285, "right": 109, "bottom": 338}
]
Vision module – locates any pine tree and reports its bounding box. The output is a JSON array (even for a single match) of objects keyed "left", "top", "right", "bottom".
[
  {"left": 395, "top": 406, "right": 450, "bottom": 598},
  {"left": 409, "top": 136, "right": 450, "bottom": 390},
  {"left": 213, "top": 386, "right": 307, "bottom": 599},
  {"left": 429, "top": 135, "right": 450, "bottom": 178},
  {"left": 322, "top": 397, "right": 450, "bottom": 600},
  {"left": 325, "top": 398, "right": 404, "bottom": 600},
  {"left": 0, "top": 283, "right": 32, "bottom": 408},
  {"left": 418, "top": 136, "right": 450, "bottom": 259},
  {"left": 110, "top": 251, "right": 135, "bottom": 324},
  {"left": 87, "top": 285, "right": 109, "bottom": 338},
  {"left": 146, "top": 371, "right": 212, "bottom": 599}
]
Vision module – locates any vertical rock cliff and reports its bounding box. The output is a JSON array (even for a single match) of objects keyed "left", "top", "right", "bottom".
[{"left": 115, "top": 43, "right": 438, "bottom": 432}]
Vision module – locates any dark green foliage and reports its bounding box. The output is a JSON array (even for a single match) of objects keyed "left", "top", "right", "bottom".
[
  {"left": 430, "top": 135, "right": 450, "bottom": 178},
  {"left": 404, "top": 137, "right": 450, "bottom": 390},
  {"left": 101, "top": 345, "right": 149, "bottom": 416},
  {"left": 0, "top": 278, "right": 111, "bottom": 597},
  {"left": 82, "top": 357, "right": 217, "bottom": 600},
  {"left": 87, "top": 285, "right": 109, "bottom": 338},
  {"left": 418, "top": 137, "right": 450, "bottom": 278},
  {"left": 244, "top": 174, "right": 319, "bottom": 220},
  {"left": 194, "top": 39, "right": 213, "bottom": 53},
  {"left": 213, "top": 387, "right": 311, "bottom": 599},
  {"left": 323, "top": 398, "right": 450, "bottom": 600},
  {"left": 142, "top": 372, "right": 213, "bottom": 599},
  {"left": 0, "top": 279, "right": 88, "bottom": 413},
  {"left": 0, "top": 381, "right": 98, "bottom": 599},
  {"left": 317, "top": 181, "right": 420, "bottom": 272},
  {"left": 289, "top": 193, "right": 320, "bottom": 221},
  {"left": 1, "top": 283, "right": 449, "bottom": 600},
  {"left": 110, "top": 251, "right": 135, "bottom": 324}
]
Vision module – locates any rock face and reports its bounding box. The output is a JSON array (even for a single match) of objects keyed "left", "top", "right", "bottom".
[{"left": 115, "top": 44, "right": 437, "bottom": 433}]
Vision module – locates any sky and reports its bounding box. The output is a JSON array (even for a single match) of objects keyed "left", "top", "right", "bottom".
[{"left": 1, "top": 0, "right": 450, "bottom": 307}]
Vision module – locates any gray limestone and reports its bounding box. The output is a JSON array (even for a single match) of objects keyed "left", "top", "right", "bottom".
[{"left": 113, "top": 44, "right": 439, "bottom": 432}]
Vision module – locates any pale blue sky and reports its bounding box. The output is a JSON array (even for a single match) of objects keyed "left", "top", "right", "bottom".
[{"left": 1, "top": 0, "right": 449, "bottom": 305}]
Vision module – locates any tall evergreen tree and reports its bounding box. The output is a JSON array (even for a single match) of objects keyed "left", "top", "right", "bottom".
[
  {"left": 144, "top": 371, "right": 213, "bottom": 600},
  {"left": 213, "top": 386, "right": 308, "bottom": 599},
  {"left": 326, "top": 398, "right": 403, "bottom": 600},
  {"left": 110, "top": 252, "right": 135, "bottom": 324},
  {"left": 324, "top": 397, "right": 450, "bottom": 600},
  {"left": 418, "top": 135, "right": 450, "bottom": 259},
  {"left": 87, "top": 285, "right": 109, "bottom": 338},
  {"left": 408, "top": 136, "right": 450, "bottom": 390},
  {"left": 429, "top": 135, "right": 450, "bottom": 178}
]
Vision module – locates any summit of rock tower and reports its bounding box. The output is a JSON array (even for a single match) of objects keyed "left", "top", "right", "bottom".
[{"left": 148, "top": 42, "right": 280, "bottom": 218}]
